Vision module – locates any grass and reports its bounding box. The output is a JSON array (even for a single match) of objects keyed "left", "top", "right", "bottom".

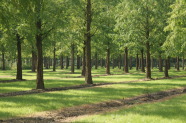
[
  {"left": 0, "top": 76, "right": 186, "bottom": 119},
  {"left": 0, "top": 67, "right": 186, "bottom": 94},
  {"left": 74, "top": 93, "right": 186, "bottom": 123}
]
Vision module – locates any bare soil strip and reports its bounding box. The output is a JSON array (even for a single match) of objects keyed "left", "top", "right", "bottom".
[
  {"left": 0, "top": 76, "right": 186, "bottom": 98},
  {"left": 1, "top": 87, "right": 186, "bottom": 123}
]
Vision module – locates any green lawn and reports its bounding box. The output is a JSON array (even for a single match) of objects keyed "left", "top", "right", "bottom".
[
  {"left": 74, "top": 93, "right": 186, "bottom": 123},
  {"left": 0, "top": 75, "right": 186, "bottom": 119},
  {"left": 0, "top": 68, "right": 186, "bottom": 94}
]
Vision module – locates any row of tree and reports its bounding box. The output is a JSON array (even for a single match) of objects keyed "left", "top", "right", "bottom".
[{"left": 0, "top": 0, "right": 185, "bottom": 89}]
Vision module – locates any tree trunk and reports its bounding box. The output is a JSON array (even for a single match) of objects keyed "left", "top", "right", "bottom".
[
  {"left": 164, "top": 58, "right": 169, "bottom": 78},
  {"left": 146, "top": 41, "right": 151, "bottom": 79},
  {"left": 53, "top": 44, "right": 56, "bottom": 72},
  {"left": 16, "top": 34, "right": 22, "bottom": 80},
  {"left": 129, "top": 56, "right": 132, "bottom": 70},
  {"left": 36, "top": 19, "right": 44, "bottom": 89},
  {"left": 95, "top": 52, "right": 98, "bottom": 69},
  {"left": 2, "top": 51, "right": 5, "bottom": 70},
  {"left": 159, "top": 54, "right": 163, "bottom": 72},
  {"left": 106, "top": 48, "right": 110, "bottom": 74},
  {"left": 71, "top": 43, "right": 75, "bottom": 73},
  {"left": 101, "top": 58, "right": 104, "bottom": 68},
  {"left": 141, "top": 49, "right": 145, "bottom": 72},
  {"left": 136, "top": 54, "right": 139, "bottom": 71},
  {"left": 118, "top": 54, "right": 121, "bottom": 69},
  {"left": 124, "top": 47, "right": 129, "bottom": 73},
  {"left": 176, "top": 56, "right": 180, "bottom": 71},
  {"left": 182, "top": 56, "right": 184, "bottom": 70},
  {"left": 77, "top": 54, "right": 81, "bottom": 69},
  {"left": 60, "top": 55, "right": 64, "bottom": 69},
  {"left": 35, "top": 1, "right": 44, "bottom": 89},
  {"left": 81, "top": 41, "right": 86, "bottom": 76},
  {"left": 85, "top": 0, "right": 93, "bottom": 84},
  {"left": 66, "top": 56, "right": 69, "bottom": 69}
]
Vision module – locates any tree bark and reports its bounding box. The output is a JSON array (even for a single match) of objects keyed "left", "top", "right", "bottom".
[
  {"left": 182, "top": 56, "right": 184, "bottom": 70},
  {"left": 77, "top": 54, "right": 81, "bottom": 69},
  {"left": 2, "top": 51, "right": 5, "bottom": 70},
  {"left": 159, "top": 54, "right": 163, "bottom": 72},
  {"left": 176, "top": 57, "right": 180, "bottom": 71},
  {"left": 164, "top": 58, "right": 169, "bottom": 78},
  {"left": 35, "top": 0, "right": 44, "bottom": 89},
  {"left": 146, "top": 41, "right": 151, "bottom": 79},
  {"left": 71, "top": 43, "right": 75, "bottom": 73},
  {"left": 81, "top": 41, "right": 86, "bottom": 76},
  {"left": 60, "top": 55, "right": 64, "bottom": 69},
  {"left": 136, "top": 54, "right": 139, "bottom": 71},
  {"left": 141, "top": 49, "right": 145, "bottom": 72},
  {"left": 32, "top": 49, "right": 37, "bottom": 72},
  {"left": 85, "top": 0, "right": 93, "bottom": 84},
  {"left": 16, "top": 34, "right": 22, "bottom": 80},
  {"left": 129, "top": 56, "right": 132, "bottom": 70},
  {"left": 124, "top": 47, "right": 129, "bottom": 73},
  {"left": 53, "top": 43, "right": 56, "bottom": 72},
  {"left": 106, "top": 48, "right": 110, "bottom": 74},
  {"left": 66, "top": 56, "right": 69, "bottom": 69},
  {"left": 118, "top": 54, "right": 122, "bottom": 69},
  {"left": 95, "top": 52, "right": 98, "bottom": 69}
]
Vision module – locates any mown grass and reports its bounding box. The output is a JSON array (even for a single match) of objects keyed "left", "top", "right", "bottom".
[
  {"left": 74, "top": 93, "right": 186, "bottom": 123},
  {"left": 0, "top": 67, "right": 186, "bottom": 94},
  {"left": 0, "top": 76, "right": 186, "bottom": 120}
]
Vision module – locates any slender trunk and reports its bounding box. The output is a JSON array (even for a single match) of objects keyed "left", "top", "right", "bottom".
[
  {"left": 2, "top": 52, "right": 5, "bottom": 70},
  {"left": 124, "top": 47, "right": 129, "bottom": 73},
  {"left": 81, "top": 41, "right": 86, "bottom": 76},
  {"left": 71, "top": 43, "right": 75, "bottom": 73},
  {"left": 46, "top": 57, "right": 49, "bottom": 69},
  {"left": 176, "top": 56, "right": 180, "bottom": 71},
  {"left": 106, "top": 48, "right": 110, "bottom": 74},
  {"left": 53, "top": 44, "right": 56, "bottom": 72},
  {"left": 95, "top": 52, "right": 98, "bottom": 69},
  {"left": 36, "top": 19, "right": 44, "bottom": 89},
  {"left": 141, "top": 49, "right": 145, "bottom": 72},
  {"left": 60, "top": 55, "right": 64, "bottom": 69},
  {"left": 146, "top": 41, "right": 151, "bottom": 79},
  {"left": 16, "top": 34, "right": 22, "bottom": 80},
  {"left": 136, "top": 54, "right": 139, "bottom": 71},
  {"left": 85, "top": 0, "right": 93, "bottom": 84},
  {"left": 77, "top": 54, "right": 81, "bottom": 69},
  {"left": 129, "top": 56, "right": 132, "bottom": 70},
  {"left": 182, "top": 56, "right": 184, "bottom": 70},
  {"left": 159, "top": 54, "right": 163, "bottom": 72},
  {"left": 164, "top": 58, "right": 169, "bottom": 78},
  {"left": 101, "top": 58, "right": 104, "bottom": 68},
  {"left": 32, "top": 49, "right": 37, "bottom": 72},
  {"left": 66, "top": 56, "right": 69, "bottom": 69},
  {"left": 118, "top": 54, "right": 121, "bottom": 69}
]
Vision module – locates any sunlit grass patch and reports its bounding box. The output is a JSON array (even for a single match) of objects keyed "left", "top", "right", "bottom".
[{"left": 74, "top": 93, "right": 186, "bottom": 123}]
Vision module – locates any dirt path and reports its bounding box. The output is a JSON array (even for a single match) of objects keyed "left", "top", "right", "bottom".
[
  {"left": 1, "top": 87, "right": 186, "bottom": 123},
  {"left": 1, "top": 75, "right": 186, "bottom": 98}
]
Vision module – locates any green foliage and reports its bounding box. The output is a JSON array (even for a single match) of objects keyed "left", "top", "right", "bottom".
[{"left": 164, "top": 0, "right": 186, "bottom": 57}]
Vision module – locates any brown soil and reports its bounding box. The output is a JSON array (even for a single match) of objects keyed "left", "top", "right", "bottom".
[{"left": 1, "top": 87, "right": 186, "bottom": 123}]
